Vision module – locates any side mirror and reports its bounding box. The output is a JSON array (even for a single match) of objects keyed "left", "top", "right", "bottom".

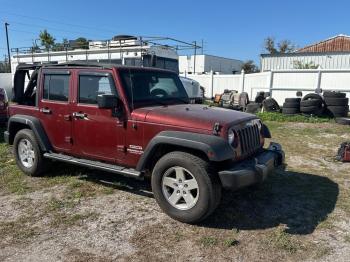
[{"left": 97, "top": 94, "right": 119, "bottom": 109}]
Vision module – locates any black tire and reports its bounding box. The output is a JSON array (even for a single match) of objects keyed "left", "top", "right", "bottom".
[
  {"left": 13, "top": 129, "right": 48, "bottom": 176},
  {"left": 323, "top": 91, "right": 346, "bottom": 98},
  {"left": 302, "top": 93, "right": 323, "bottom": 101},
  {"left": 264, "top": 92, "right": 271, "bottom": 98},
  {"left": 263, "top": 98, "right": 280, "bottom": 112},
  {"left": 246, "top": 103, "right": 261, "bottom": 113},
  {"left": 335, "top": 117, "right": 350, "bottom": 125},
  {"left": 300, "top": 99, "right": 322, "bottom": 107},
  {"left": 300, "top": 105, "right": 321, "bottom": 114},
  {"left": 151, "top": 151, "right": 222, "bottom": 223},
  {"left": 282, "top": 107, "right": 300, "bottom": 115},
  {"left": 255, "top": 95, "right": 265, "bottom": 104},
  {"left": 327, "top": 106, "right": 349, "bottom": 117},
  {"left": 324, "top": 97, "right": 349, "bottom": 106},
  {"left": 285, "top": 98, "right": 301, "bottom": 103},
  {"left": 283, "top": 101, "right": 300, "bottom": 108}
]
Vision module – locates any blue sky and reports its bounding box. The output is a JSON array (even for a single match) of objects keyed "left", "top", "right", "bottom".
[{"left": 0, "top": 0, "right": 349, "bottom": 65}]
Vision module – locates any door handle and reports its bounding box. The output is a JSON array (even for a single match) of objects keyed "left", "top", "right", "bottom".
[
  {"left": 40, "top": 108, "right": 52, "bottom": 114},
  {"left": 73, "top": 112, "right": 87, "bottom": 119}
]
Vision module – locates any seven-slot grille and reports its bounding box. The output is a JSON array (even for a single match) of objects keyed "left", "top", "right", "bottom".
[{"left": 236, "top": 123, "right": 261, "bottom": 156}]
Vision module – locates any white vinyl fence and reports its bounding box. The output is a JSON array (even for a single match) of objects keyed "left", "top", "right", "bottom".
[
  {"left": 0, "top": 73, "right": 12, "bottom": 100},
  {"left": 181, "top": 69, "right": 350, "bottom": 105}
]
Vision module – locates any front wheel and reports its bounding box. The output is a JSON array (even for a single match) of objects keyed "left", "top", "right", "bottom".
[
  {"left": 151, "top": 151, "right": 221, "bottom": 223},
  {"left": 13, "top": 129, "right": 48, "bottom": 176}
]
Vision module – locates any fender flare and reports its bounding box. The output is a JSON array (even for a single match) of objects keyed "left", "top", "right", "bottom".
[
  {"left": 7, "top": 114, "right": 53, "bottom": 152},
  {"left": 136, "top": 131, "right": 234, "bottom": 171}
]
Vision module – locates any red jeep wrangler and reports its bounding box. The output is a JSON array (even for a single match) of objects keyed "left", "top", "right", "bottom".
[{"left": 4, "top": 63, "right": 284, "bottom": 223}]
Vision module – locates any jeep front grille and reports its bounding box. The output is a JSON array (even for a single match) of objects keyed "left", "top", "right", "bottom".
[{"left": 237, "top": 124, "right": 261, "bottom": 156}]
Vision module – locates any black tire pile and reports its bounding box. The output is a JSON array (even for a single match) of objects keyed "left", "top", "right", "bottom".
[
  {"left": 323, "top": 91, "right": 349, "bottom": 117},
  {"left": 282, "top": 98, "right": 301, "bottom": 115},
  {"left": 300, "top": 94, "right": 325, "bottom": 116},
  {"left": 281, "top": 91, "right": 349, "bottom": 118}
]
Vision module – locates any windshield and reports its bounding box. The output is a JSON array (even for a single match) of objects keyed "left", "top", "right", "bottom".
[{"left": 119, "top": 69, "right": 189, "bottom": 109}]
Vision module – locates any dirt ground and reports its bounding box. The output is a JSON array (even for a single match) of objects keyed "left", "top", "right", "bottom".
[{"left": 0, "top": 122, "right": 350, "bottom": 262}]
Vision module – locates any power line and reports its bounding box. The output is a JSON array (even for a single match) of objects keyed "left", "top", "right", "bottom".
[
  {"left": 0, "top": 10, "right": 118, "bottom": 34},
  {"left": 8, "top": 28, "right": 70, "bottom": 40},
  {"left": 1, "top": 19, "right": 111, "bottom": 38}
]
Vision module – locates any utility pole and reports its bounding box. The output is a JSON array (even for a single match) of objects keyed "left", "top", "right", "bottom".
[
  {"left": 4, "top": 22, "right": 11, "bottom": 72},
  {"left": 193, "top": 41, "right": 197, "bottom": 74}
]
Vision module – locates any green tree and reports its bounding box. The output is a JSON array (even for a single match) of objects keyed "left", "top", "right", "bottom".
[
  {"left": 74, "top": 37, "right": 89, "bottom": 49},
  {"left": 241, "top": 60, "right": 259, "bottom": 73},
  {"left": 39, "top": 30, "right": 55, "bottom": 50},
  {"left": 264, "top": 37, "right": 277, "bottom": 54},
  {"left": 264, "top": 37, "right": 296, "bottom": 54},
  {"left": 293, "top": 61, "right": 319, "bottom": 69},
  {"left": 278, "top": 40, "right": 295, "bottom": 53},
  {"left": 51, "top": 43, "right": 64, "bottom": 51}
]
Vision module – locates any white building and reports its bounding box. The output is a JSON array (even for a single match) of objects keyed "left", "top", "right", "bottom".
[
  {"left": 11, "top": 36, "right": 179, "bottom": 73},
  {"left": 261, "top": 35, "right": 350, "bottom": 71},
  {"left": 179, "top": 54, "right": 243, "bottom": 75}
]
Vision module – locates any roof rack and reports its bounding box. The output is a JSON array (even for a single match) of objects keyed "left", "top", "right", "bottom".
[{"left": 43, "top": 61, "right": 114, "bottom": 69}]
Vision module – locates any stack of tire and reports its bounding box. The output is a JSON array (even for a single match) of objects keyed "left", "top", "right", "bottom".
[
  {"left": 300, "top": 93, "right": 324, "bottom": 116},
  {"left": 282, "top": 98, "right": 301, "bottom": 115},
  {"left": 262, "top": 98, "right": 280, "bottom": 112},
  {"left": 323, "top": 91, "right": 349, "bottom": 118}
]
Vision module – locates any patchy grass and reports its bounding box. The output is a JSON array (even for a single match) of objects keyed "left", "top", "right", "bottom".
[
  {"left": 199, "top": 236, "right": 219, "bottom": 247},
  {"left": 223, "top": 238, "right": 240, "bottom": 247},
  {"left": 50, "top": 212, "right": 99, "bottom": 228},
  {"left": 0, "top": 214, "right": 40, "bottom": 246},
  {"left": 344, "top": 235, "right": 350, "bottom": 243},
  {"left": 266, "top": 227, "right": 304, "bottom": 253},
  {"left": 257, "top": 112, "right": 332, "bottom": 123}
]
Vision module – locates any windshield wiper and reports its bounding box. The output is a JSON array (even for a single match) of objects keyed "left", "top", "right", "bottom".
[
  {"left": 168, "top": 97, "right": 190, "bottom": 104},
  {"left": 152, "top": 99, "right": 169, "bottom": 106}
]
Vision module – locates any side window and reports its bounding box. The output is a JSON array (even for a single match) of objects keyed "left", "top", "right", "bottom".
[
  {"left": 43, "top": 74, "right": 70, "bottom": 102},
  {"left": 79, "top": 74, "right": 116, "bottom": 104}
]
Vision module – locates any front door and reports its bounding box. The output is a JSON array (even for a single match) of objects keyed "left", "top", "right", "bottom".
[
  {"left": 71, "top": 70, "right": 123, "bottom": 163},
  {"left": 39, "top": 70, "right": 73, "bottom": 153}
]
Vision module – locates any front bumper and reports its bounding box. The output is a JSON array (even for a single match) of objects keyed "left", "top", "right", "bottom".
[{"left": 218, "top": 142, "right": 285, "bottom": 190}]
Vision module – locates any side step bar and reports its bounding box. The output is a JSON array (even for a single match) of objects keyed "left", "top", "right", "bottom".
[{"left": 43, "top": 153, "right": 143, "bottom": 179}]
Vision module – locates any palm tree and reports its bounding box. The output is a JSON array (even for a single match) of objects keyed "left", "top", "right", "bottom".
[{"left": 39, "top": 30, "right": 55, "bottom": 51}]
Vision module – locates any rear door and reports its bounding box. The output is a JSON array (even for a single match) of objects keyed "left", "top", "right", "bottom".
[
  {"left": 71, "top": 70, "right": 123, "bottom": 163},
  {"left": 39, "top": 70, "right": 73, "bottom": 153}
]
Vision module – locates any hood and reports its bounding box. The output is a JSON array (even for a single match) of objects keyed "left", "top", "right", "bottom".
[{"left": 132, "top": 104, "right": 257, "bottom": 131}]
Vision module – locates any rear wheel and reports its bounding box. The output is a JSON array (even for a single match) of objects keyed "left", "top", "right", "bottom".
[
  {"left": 151, "top": 151, "right": 221, "bottom": 223},
  {"left": 13, "top": 129, "right": 48, "bottom": 176}
]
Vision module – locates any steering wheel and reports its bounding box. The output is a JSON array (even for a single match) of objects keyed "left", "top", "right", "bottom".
[{"left": 151, "top": 89, "right": 168, "bottom": 98}]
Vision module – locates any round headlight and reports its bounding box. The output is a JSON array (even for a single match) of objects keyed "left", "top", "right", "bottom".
[{"left": 228, "top": 129, "right": 235, "bottom": 146}]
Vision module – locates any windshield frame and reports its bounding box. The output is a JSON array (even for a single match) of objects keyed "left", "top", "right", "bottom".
[{"left": 118, "top": 68, "right": 190, "bottom": 110}]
